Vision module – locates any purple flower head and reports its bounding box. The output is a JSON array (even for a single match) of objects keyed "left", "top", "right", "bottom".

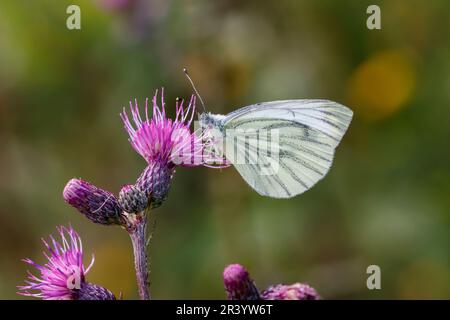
[
  {"left": 18, "top": 225, "right": 115, "bottom": 300},
  {"left": 120, "top": 89, "right": 227, "bottom": 169},
  {"left": 223, "top": 264, "right": 260, "bottom": 300},
  {"left": 261, "top": 283, "right": 320, "bottom": 300},
  {"left": 63, "top": 178, "right": 122, "bottom": 225},
  {"left": 121, "top": 89, "right": 227, "bottom": 207}
]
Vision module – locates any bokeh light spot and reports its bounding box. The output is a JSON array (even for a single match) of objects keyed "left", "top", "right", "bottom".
[{"left": 348, "top": 50, "right": 417, "bottom": 121}]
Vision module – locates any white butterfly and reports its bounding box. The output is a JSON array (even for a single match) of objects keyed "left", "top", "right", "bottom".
[{"left": 199, "top": 100, "right": 353, "bottom": 199}]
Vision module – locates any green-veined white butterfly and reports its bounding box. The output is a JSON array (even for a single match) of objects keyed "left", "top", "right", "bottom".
[{"left": 185, "top": 69, "right": 353, "bottom": 199}]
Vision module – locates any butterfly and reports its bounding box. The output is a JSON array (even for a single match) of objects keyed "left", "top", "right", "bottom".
[{"left": 184, "top": 69, "right": 353, "bottom": 199}]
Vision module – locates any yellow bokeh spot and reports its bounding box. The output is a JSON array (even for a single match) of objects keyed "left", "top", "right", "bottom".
[
  {"left": 396, "top": 260, "right": 450, "bottom": 299},
  {"left": 88, "top": 241, "right": 137, "bottom": 299},
  {"left": 347, "top": 50, "right": 417, "bottom": 121}
]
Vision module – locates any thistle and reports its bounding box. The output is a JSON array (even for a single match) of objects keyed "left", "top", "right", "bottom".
[
  {"left": 18, "top": 226, "right": 115, "bottom": 300},
  {"left": 223, "top": 264, "right": 260, "bottom": 300},
  {"left": 223, "top": 263, "right": 320, "bottom": 300},
  {"left": 22, "top": 86, "right": 321, "bottom": 301},
  {"left": 120, "top": 89, "right": 226, "bottom": 207},
  {"left": 55, "top": 89, "right": 227, "bottom": 300}
]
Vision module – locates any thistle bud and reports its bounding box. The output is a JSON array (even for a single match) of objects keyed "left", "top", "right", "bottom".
[
  {"left": 261, "top": 283, "right": 320, "bottom": 300},
  {"left": 136, "top": 162, "right": 175, "bottom": 209},
  {"left": 223, "top": 264, "right": 260, "bottom": 300},
  {"left": 118, "top": 184, "right": 148, "bottom": 213},
  {"left": 63, "top": 178, "right": 121, "bottom": 225}
]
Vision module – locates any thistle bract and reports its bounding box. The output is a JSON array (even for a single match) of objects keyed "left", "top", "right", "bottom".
[{"left": 119, "top": 184, "right": 148, "bottom": 213}]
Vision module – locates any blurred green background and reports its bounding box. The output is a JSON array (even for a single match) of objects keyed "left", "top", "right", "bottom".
[{"left": 1, "top": 0, "right": 449, "bottom": 299}]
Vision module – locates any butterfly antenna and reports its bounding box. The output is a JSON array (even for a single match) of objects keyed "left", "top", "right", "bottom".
[{"left": 183, "top": 68, "right": 207, "bottom": 112}]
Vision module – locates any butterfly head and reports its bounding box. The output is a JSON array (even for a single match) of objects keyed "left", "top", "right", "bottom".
[
  {"left": 199, "top": 112, "right": 225, "bottom": 131},
  {"left": 199, "top": 112, "right": 211, "bottom": 129}
]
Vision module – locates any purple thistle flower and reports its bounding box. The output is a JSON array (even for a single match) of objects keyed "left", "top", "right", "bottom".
[
  {"left": 63, "top": 178, "right": 122, "bottom": 225},
  {"left": 261, "top": 283, "right": 320, "bottom": 300},
  {"left": 121, "top": 89, "right": 228, "bottom": 206},
  {"left": 121, "top": 89, "right": 226, "bottom": 168},
  {"left": 18, "top": 226, "right": 115, "bottom": 300},
  {"left": 223, "top": 264, "right": 260, "bottom": 300}
]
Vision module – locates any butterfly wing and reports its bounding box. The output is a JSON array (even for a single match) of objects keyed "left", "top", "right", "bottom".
[{"left": 221, "top": 100, "right": 353, "bottom": 198}]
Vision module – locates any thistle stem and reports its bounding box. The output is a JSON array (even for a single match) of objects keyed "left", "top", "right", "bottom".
[{"left": 128, "top": 215, "right": 150, "bottom": 300}]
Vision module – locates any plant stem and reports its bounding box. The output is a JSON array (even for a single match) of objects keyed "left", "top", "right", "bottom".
[{"left": 128, "top": 215, "right": 150, "bottom": 300}]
